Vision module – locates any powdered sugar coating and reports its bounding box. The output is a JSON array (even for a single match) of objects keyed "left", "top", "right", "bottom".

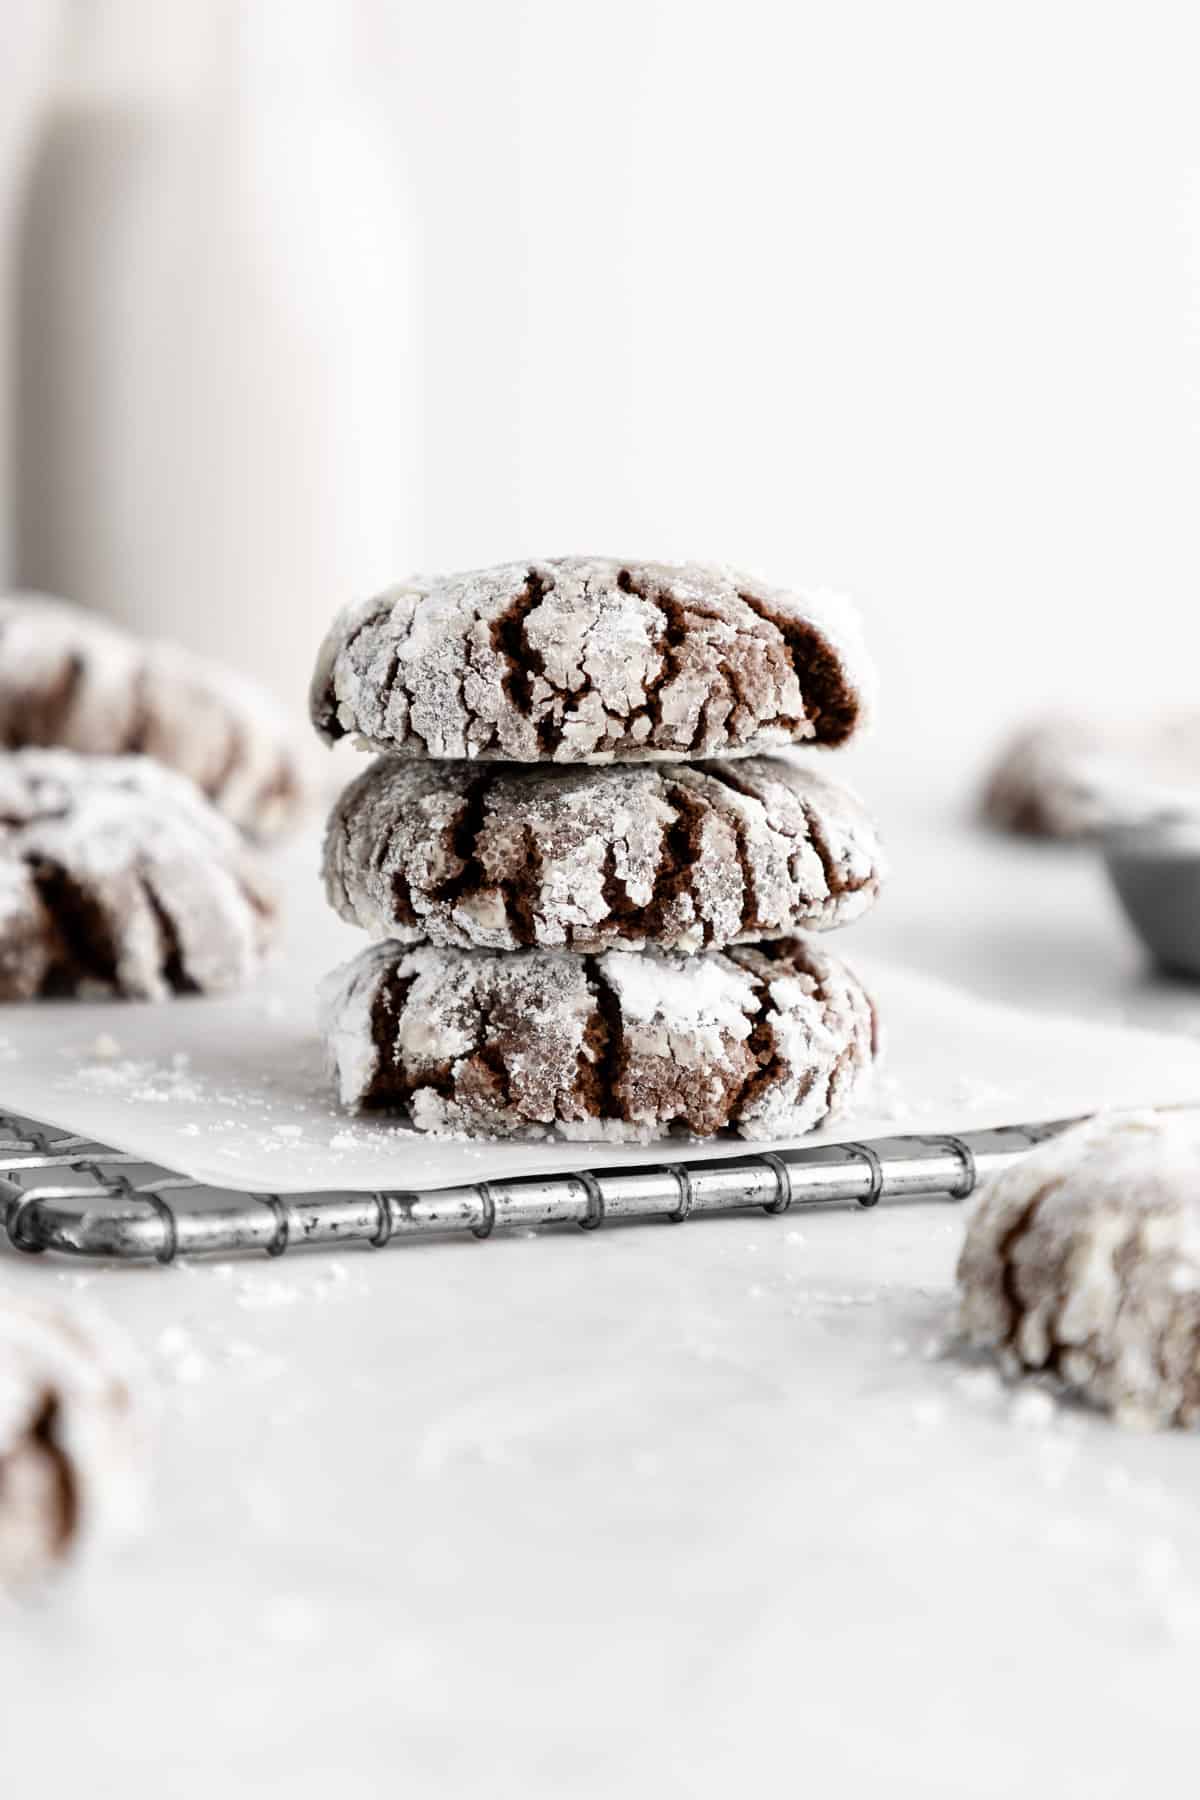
[
  {"left": 958, "top": 1112, "right": 1200, "bottom": 1427},
  {"left": 324, "top": 754, "right": 885, "bottom": 954},
  {"left": 311, "top": 558, "right": 875, "bottom": 765},
  {"left": 0, "top": 749, "right": 276, "bottom": 1001},
  {"left": 983, "top": 713, "right": 1200, "bottom": 839},
  {"left": 0, "top": 594, "right": 307, "bottom": 840},
  {"left": 0, "top": 1285, "right": 146, "bottom": 1585},
  {"left": 320, "top": 935, "right": 879, "bottom": 1142}
]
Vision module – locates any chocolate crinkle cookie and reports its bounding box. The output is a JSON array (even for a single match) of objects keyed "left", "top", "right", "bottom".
[
  {"left": 957, "top": 1113, "right": 1200, "bottom": 1428},
  {"left": 324, "top": 754, "right": 885, "bottom": 954},
  {"left": 311, "top": 557, "right": 875, "bottom": 765},
  {"left": 0, "top": 594, "right": 306, "bottom": 840},
  {"left": 982, "top": 713, "right": 1200, "bottom": 839},
  {"left": 0, "top": 749, "right": 276, "bottom": 1001},
  {"left": 321, "top": 934, "right": 879, "bottom": 1143},
  {"left": 0, "top": 1286, "right": 146, "bottom": 1586}
]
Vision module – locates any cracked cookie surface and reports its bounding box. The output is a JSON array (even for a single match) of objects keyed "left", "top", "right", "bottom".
[
  {"left": 0, "top": 594, "right": 307, "bottom": 840},
  {"left": 324, "top": 754, "right": 885, "bottom": 954},
  {"left": 311, "top": 558, "right": 874, "bottom": 764},
  {"left": 958, "top": 1113, "right": 1200, "bottom": 1427},
  {"left": 0, "top": 750, "right": 276, "bottom": 1001},
  {"left": 321, "top": 934, "right": 879, "bottom": 1143}
]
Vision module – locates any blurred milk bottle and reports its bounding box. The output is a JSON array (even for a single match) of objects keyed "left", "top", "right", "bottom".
[{"left": 13, "top": 0, "right": 421, "bottom": 716}]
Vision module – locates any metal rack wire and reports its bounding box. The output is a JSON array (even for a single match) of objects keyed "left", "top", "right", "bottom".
[{"left": 0, "top": 1110, "right": 1075, "bottom": 1264}]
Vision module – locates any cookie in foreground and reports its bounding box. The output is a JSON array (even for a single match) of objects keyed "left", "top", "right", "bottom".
[
  {"left": 957, "top": 1111, "right": 1200, "bottom": 1427},
  {"left": 0, "top": 749, "right": 276, "bottom": 1000},
  {"left": 0, "top": 593, "right": 306, "bottom": 841},
  {"left": 311, "top": 557, "right": 875, "bottom": 765},
  {"left": 321, "top": 935, "right": 879, "bottom": 1142},
  {"left": 0, "top": 1286, "right": 146, "bottom": 1587},
  {"left": 323, "top": 754, "right": 885, "bottom": 955}
]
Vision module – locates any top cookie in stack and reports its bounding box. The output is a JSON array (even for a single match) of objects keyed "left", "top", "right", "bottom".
[
  {"left": 310, "top": 557, "right": 873, "bottom": 764},
  {"left": 313, "top": 558, "right": 884, "bottom": 1143}
]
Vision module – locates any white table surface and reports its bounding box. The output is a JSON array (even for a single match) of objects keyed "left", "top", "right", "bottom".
[{"left": 7, "top": 809, "right": 1200, "bottom": 1798}]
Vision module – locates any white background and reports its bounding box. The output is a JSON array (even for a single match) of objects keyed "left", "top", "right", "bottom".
[{"left": 5, "top": 0, "right": 1200, "bottom": 811}]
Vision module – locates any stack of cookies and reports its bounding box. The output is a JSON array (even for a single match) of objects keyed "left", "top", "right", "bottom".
[{"left": 311, "top": 557, "right": 884, "bottom": 1143}]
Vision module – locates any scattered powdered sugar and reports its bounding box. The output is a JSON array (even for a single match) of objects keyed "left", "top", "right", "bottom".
[
  {"left": 72, "top": 1057, "right": 206, "bottom": 1106},
  {"left": 910, "top": 1396, "right": 945, "bottom": 1430},
  {"left": 329, "top": 1128, "right": 364, "bottom": 1150},
  {"left": 954, "top": 1366, "right": 1006, "bottom": 1405},
  {"left": 1010, "top": 1387, "right": 1058, "bottom": 1430},
  {"left": 950, "top": 1075, "right": 1008, "bottom": 1109}
]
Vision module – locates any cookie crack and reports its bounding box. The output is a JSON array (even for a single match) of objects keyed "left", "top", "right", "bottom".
[
  {"left": 208, "top": 714, "right": 245, "bottom": 807},
  {"left": 466, "top": 987, "right": 516, "bottom": 1113},
  {"left": 728, "top": 939, "right": 859, "bottom": 1123},
  {"left": 489, "top": 568, "right": 553, "bottom": 751},
  {"left": 433, "top": 772, "right": 545, "bottom": 947},
  {"left": 29, "top": 857, "right": 120, "bottom": 994},
  {"left": 697, "top": 775, "right": 763, "bottom": 935},
  {"left": 139, "top": 875, "right": 199, "bottom": 995},
  {"left": 993, "top": 1180, "right": 1063, "bottom": 1355},
  {"left": 796, "top": 797, "right": 851, "bottom": 901},
  {"left": 581, "top": 956, "right": 629, "bottom": 1123},
  {"left": 29, "top": 1392, "right": 77, "bottom": 1557},
  {"left": 19, "top": 652, "right": 84, "bottom": 748},
  {"left": 736, "top": 589, "right": 859, "bottom": 745},
  {"left": 736, "top": 972, "right": 786, "bottom": 1112},
  {"left": 619, "top": 571, "right": 700, "bottom": 753},
  {"left": 123, "top": 663, "right": 154, "bottom": 756},
  {"left": 362, "top": 965, "right": 423, "bottom": 1108},
  {"left": 689, "top": 768, "right": 778, "bottom": 928},
  {"left": 644, "top": 784, "right": 714, "bottom": 943},
  {"left": 433, "top": 770, "right": 494, "bottom": 907},
  {"left": 319, "top": 609, "right": 382, "bottom": 742}
]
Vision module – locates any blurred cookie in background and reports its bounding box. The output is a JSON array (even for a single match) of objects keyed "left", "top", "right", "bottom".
[
  {"left": 0, "top": 750, "right": 276, "bottom": 1002},
  {"left": 981, "top": 712, "right": 1200, "bottom": 840},
  {"left": 0, "top": 595, "right": 308, "bottom": 842}
]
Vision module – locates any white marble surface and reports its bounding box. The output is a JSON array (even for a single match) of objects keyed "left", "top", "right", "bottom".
[{"left": 7, "top": 812, "right": 1200, "bottom": 1798}]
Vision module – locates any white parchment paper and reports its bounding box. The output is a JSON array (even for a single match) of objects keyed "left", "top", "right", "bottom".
[{"left": 4, "top": 835, "right": 1200, "bottom": 1192}]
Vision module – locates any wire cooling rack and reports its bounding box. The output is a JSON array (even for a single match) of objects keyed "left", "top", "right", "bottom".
[{"left": 0, "top": 1110, "right": 1076, "bottom": 1264}]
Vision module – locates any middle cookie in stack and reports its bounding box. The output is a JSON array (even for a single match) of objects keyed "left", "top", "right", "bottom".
[{"left": 313, "top": 557, "right": 884, "bottom": 1142}]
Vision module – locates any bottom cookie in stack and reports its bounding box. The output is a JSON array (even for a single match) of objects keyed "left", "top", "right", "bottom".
[{"left": 321, "top": 936, "right": 879, "bottom": 1143}]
